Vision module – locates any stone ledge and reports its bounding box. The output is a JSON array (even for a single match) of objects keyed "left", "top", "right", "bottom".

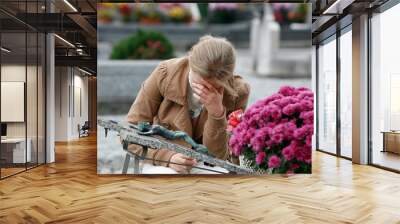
[{"left": 98, "top": 59, "right": 160, "bottom": 104}]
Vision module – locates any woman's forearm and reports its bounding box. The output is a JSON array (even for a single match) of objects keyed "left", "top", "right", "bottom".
[{"left": 202, "top": 109, "right": 229, "bottom": 160}]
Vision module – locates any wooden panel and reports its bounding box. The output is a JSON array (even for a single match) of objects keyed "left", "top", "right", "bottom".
[
  {"left": 385, "top": 132, "right": 400, "bottom": 154},
  {"left": 88, "top": 77, "right": 97, "bottom": 132}
]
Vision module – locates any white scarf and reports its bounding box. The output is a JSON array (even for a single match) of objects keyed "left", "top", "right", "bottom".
[{"left": 188, "top": 71, "right": 203, "bottom": 118}]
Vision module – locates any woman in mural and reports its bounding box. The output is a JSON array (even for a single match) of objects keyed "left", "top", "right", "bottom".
[{"left": 126, "top": 35, "right": 250, "bottom": 173}]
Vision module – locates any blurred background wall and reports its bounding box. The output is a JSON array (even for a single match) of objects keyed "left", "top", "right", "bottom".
[{"left": 98, "top": 3, "right": 311, "bottom": 115}]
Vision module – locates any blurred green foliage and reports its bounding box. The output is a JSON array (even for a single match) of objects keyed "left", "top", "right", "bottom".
[{"left": 110, "top": 29, "right": 174, "bottom": 60}]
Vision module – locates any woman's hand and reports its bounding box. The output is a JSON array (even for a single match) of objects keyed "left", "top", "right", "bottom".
[
  {"left": 192, "top": 79, "right": 225, "bottom": 118},
  {"left": 169, "top": 153, "right": 197, "bottom": 174}
]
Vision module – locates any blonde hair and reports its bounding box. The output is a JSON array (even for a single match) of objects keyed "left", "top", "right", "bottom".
[{"left": 188, "top": 35, "right": 237, "bottom": 96}]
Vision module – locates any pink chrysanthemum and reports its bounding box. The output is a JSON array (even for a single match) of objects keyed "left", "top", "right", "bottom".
[{"left": 228, "top": 86, "right": 314, "bottom": 174}]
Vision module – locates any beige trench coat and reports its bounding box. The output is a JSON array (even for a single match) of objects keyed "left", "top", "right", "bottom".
[{"left": 126, "top": 57, "right": 250, "bottom": 166}]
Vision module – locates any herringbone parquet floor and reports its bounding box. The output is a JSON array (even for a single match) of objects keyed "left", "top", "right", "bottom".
[{"left": 1, "top": 135, "right": 400, "bottom": 224}]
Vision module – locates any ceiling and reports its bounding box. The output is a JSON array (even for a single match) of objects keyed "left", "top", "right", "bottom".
[
  {"left": 0, "top": 0, "right": 97, "bottom": 75},
  {"left": 310, "top": 0, "right": 390, "bottom": 44},
  {"left": 1, "top": 0, "right": 394, "bottom": 74}
]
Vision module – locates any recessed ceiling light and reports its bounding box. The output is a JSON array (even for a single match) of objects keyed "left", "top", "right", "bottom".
[
  {"left": 78, "top": 67, "right": 92, "bottom": 76},
  {"left": 63, "top": 0, "right": 78, "bottom": 12},
  {"left": 54, "top": 34, "right": 75, "bottom": 48},
  {"left": 323, "top": 0, "right": 354, "bottom": 15},
  {"left": 1, "top": 47, "right": 11, "bottom": 53}
]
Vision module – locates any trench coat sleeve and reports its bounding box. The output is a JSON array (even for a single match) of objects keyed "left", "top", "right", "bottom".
[
  {"left": 202, "top": 83, "right": 250, "bottom": 160},
  {"left": 126, "top": 62, "right": 177, "bottom": 167}
]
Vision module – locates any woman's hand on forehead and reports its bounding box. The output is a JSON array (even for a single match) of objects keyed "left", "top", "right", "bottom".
[
  {"left": 191, "top": 77, "right": 225, "bottom": 118},
  {"left": 194, "top": 77, "right": 220, "bottom": 93}
]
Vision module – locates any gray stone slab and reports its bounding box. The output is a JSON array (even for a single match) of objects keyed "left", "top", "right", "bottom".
[{"left": 97, "top": 59, "right": 160, "bottom": 104}]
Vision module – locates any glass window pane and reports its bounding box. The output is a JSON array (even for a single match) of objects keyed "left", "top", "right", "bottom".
[
  {"left": 340, "top": 29, "right": 352, "bottom": 158},
  {"left": 371, "top": 4, "right": 400, "bottom": 171},
  {"left": 1, "top": 31, "right": 27, "bottom": 177},
  {"left": 0, "top": 0, "right": 46, "bottom": 179},
  {"left": 318, "top": 37, "right": 337, "bottom": 154}
]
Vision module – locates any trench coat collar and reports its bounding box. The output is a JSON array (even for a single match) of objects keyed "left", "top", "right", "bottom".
[{"left": 163, "top": 57, "right": 190, "bottom": 106}]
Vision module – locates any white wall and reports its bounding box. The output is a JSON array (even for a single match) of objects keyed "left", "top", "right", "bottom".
[
  {"left": 72, "top": 73, "right": 89, "bottom": 137},
  {"left": 54, "top": 67, "right": 89, "bottom": 141},
  {"left": 55, "top": 66, "right": 69, "bottom": 141}
]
